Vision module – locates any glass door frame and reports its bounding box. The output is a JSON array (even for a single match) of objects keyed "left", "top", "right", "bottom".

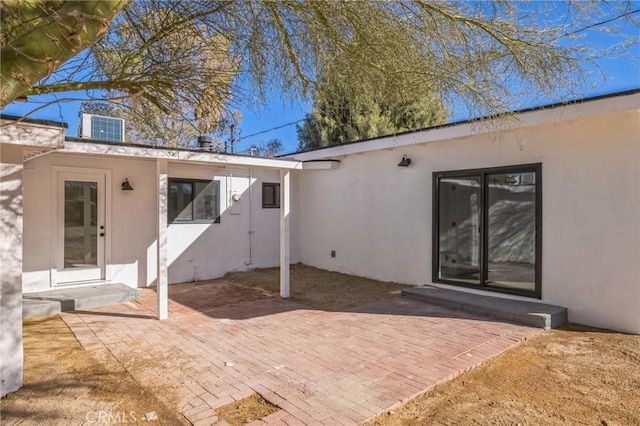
[
  {"left": 432, "top": 163, "right": 542, "bottom": 298},
  {"left": 51, "top": 166, "right": 111, "bottom": 286}
]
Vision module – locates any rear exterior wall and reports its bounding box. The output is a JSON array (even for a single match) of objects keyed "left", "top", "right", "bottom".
[{"left": 295, "top": 109, "right": 640, "bottom": 333}]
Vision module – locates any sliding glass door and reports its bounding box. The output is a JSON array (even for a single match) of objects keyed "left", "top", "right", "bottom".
[
  {"left": 436, "top": 176, "right": 482, "bottom": 285},
  {"left": 433, "top": 164, "right": 541, "bottom": 298}
]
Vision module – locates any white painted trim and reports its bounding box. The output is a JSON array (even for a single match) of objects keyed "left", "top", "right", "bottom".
[
  {"left": 285, "top": 92, "right": 640, "bottom": 161},
  {"left": 0, "top": 119, "right": 65, "bottom": 148},
  {"left": 60, "top": 142, "right": 303, "bottom": 170},
  {"left": 157, "top": 159, "right": 168, "bottom": 320},
  {"left": 50, "top": 166, "right": 112, "bottom": 287},
  {"left": 302, "top": 161, "right": 341, "bottom": 170},
  {"left": 51, "top": 165, "right": 111, "bottom": 174},
  {"left": 49, "top": 170, "right": 58, "bottom": 287},
  {"left": 104, "top": 170, "right": 112, "bottom": 282},
  {"left": 280, "top": 169, "right": 290, "bottom": 298}
]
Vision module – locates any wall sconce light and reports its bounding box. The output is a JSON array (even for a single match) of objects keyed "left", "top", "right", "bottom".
[
  {"left": 121, "top": 178, "right": 134, "bottom": 191},
  {"left": 397, "top": 154, "right": 411, "bottom": 167}
]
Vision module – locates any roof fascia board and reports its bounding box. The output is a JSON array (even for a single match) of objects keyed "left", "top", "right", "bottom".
[
  {"left": 60, "top": 141, "right": 302, "bottom": 169},
  {"left": 0, "top": 119, "right": 65, "bottom": 148},
  {"left": 0, "top": 114, "right": 68, "bottom": 128},
  {"left": 302, "top": 160, "right": 340, "bottom": 170},
  {"left": 286, "top": 92, "right": 640, "bottom": 161}
]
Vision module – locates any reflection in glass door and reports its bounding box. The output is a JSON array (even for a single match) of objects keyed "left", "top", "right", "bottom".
[
  {"left": 437, "top": 176, "right": 482, "bottom": 284},
  {"left": 434, "top": 164, "right": 541, "bottom": 297},
  {"left": 486, "top": 172, "right": 536, "bottom": 292},
  {"left": 64, "top": 181, "right": 98, "bottom": 268},
  {"left": 57, "top": 172, "right": 105, "bottom": 284}
]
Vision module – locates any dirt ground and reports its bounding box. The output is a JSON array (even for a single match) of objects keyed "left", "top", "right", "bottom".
[
  {"left": 2, "top": 265, "right": 639, "bottom": 425},
  {"left": 0, "top": 315, "right": 187, "bottom": 426},
  {"left": 224, "top": 264, "right": 410, "bottom": 311},
  {"left": 215, "top": 393, "right": 279, "bottom": 426},
  {"left": 363, "top": 323, "right": 640, "bottom": 425}
]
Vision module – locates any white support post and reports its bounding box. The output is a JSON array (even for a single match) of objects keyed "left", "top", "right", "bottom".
[
  {"left": 280, "top": 169, "right": 290, "bottom": 298},
  {"left": 0, "top": 162, "right": 24, "bottom": 396},
  {"left": 157, "top": 159, "right": 168, "bottom": 320}
]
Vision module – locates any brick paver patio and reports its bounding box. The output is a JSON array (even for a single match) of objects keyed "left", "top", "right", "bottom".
[{"left": 62, "top": 280, "right": 539, "bottom": 425}]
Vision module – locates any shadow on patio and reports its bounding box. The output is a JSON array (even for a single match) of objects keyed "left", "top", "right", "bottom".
[
  {"left": 75, "top": 264, "right": 534, "bottom": 329},
  {"left": 21, "top": 264, "right": 543, "bottom": 425}
]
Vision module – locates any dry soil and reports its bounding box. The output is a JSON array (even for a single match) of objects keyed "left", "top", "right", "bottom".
[{"left": 0, "top": 315, "right": 187, "bottom": 426}]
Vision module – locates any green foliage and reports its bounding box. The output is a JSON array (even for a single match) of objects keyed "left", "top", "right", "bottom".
[
  {"left": 0, "top": 0, "right": 128, "bottom": 107},
  {"left": 297, "top": 54, "right": 448, "bottom": 150}
]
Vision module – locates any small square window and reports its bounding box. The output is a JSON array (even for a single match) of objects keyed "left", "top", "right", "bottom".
[
  {"left": 168, "top": 179, "right": 220, "bottom": 223},
  {"left": 262, "top": 182, "right": 280, "bottom": 208}
]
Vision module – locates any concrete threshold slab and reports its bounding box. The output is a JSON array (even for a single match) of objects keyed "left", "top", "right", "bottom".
[
  {"left": 23, "top": 283, "right": 139, "bottom": 319},
  {"left": 402, "top": 286, "right": 567, "bottom": 329}
]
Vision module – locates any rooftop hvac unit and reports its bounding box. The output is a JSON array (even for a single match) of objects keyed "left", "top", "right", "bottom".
[{"left": 79, "top": 113, "right": 125, "bottom": 143}]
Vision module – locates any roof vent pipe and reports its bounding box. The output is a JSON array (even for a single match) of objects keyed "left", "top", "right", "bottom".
[{"left": 197, "top": 135, "right": 213, "bottom": 151}]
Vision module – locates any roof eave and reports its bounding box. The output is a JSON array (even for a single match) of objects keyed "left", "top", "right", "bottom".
[
  {"left": 60, "top": 140, "right": 302, "bottom": 169},
  {"left": 283, "top": 89, "right": 640, "bottom": 161}
]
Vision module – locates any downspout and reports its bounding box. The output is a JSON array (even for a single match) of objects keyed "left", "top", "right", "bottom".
[{"left": 245, "top": 169, "right": 253, "bottom": 267}]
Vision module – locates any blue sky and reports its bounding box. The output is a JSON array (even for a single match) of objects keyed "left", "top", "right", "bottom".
[{"left": 3, "top": 7, "right": 639, "bottom": 155}]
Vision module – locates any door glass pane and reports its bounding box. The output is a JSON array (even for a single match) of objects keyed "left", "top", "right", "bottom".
[
  {"left": 64, "top": 181, "right": 98, "bottom": 268},
  {"left": 486, "top": 172, "right": 536, "bottom": 291},
  {"left": 438, "top": 176, "right": 482, "bottom": 284}
]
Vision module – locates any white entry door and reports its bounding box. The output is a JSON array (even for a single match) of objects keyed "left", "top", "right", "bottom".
[{"left": 56, "top": 171, "right": 107, "bottom": 284}]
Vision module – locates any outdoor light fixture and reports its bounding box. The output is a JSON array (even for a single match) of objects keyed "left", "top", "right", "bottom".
[
  {"left": 397, "top": 154, "right": 411, "bottom": 167},
  {"left": 121, "top": 178, "right": 134, "bottom": 191}
]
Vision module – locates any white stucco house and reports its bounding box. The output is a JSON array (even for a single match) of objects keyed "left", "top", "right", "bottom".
[{"left": 1, "top": 89, "right": 639, "bottom": 396}]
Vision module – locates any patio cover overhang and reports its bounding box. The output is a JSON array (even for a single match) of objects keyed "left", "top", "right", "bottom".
[{"left": 61, "top": 140, "right": 303, "bottom": 320}]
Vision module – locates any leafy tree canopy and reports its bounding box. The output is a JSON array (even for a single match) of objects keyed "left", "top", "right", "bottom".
[
  {"left": 2, "top": 1, "right": 638, "bottom": 136},
  {"left": 297, "top": 52, "right": 449, "bottom": 150}
]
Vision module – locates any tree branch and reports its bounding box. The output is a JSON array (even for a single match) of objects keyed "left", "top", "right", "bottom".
[{"left": 1, "top": 0, "right": 129, "bottom": 108}]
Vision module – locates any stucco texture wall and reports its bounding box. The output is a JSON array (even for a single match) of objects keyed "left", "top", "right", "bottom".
[
  {"left": 296, "top": 109, "right": 640, "bottom": 333},
  {"left": 22, "top": 154, "right": 286, "bottom": 291},
  {"left": 166, "top": 163, "right": 285, "bottom": 284},
  {"left": 23, "top": 154, "right": 157, "bottom": 291},
  {"left": 1, "top": 145, "right": 24, "bottom": 396}
]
